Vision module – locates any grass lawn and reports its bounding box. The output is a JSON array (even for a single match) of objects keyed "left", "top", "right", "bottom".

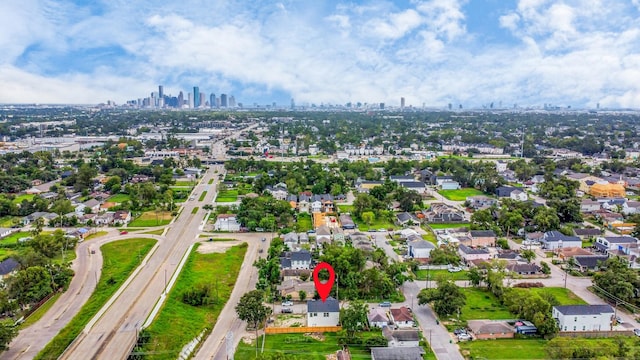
[
  {"left": 438, "top": 188, "right": 485, "bottom": 201},
  {"left": 515, "top": 287, "right": 586, "bottom": 305},
  {"left": 143, "top": 229, "right": 165, "bottom": 235},
  {"left": 174, "top": 180, "right": 196, "bottom": 186},
  {"left": 12, "top": 194, "right": 35, "bottom": 204},
  {"left": 138, "top": 243, "right": 247, "bottom": 359},
  {"left": 236, "top": 332, "right": 380, "bottom": 360},
  {"left": 198, "top": 191, "right": 207, "bottom": 201},
  {"left": 191, "top": 207, "right": 199, "bottom": 214},
  {"left": 415, "top": 269, "right": 469, "bottom": 281},
  {"left": 20, "top": 293, "right": 62, "bottom": 329},
  {"left": 354, "top": 218, "right": 396, "bottom": 232},
  {"left": 337, "top": 204, "right": 354, "bottom": 213},
  {"left": 296, "top": 213, "right": 313, "bottom": 232},
  {"left": 422, "top": 230, "right": 437, "bottom": 244},
  {"left": 0, "top": 216, "right": 18, "bottom": 227},
  {"left": 107, "top": 193, "right": 130, "bottom": 202},
  {"left": 36, "top": 238, "right": 156, "bottom": 360},
  {"left": 216, "top": 190, "right": 238, "bottom": 202},
  {"left": 0, "top": 231, "right": 31, "bottom": 245},
  {"left": 0, "top": 248, "right": 18, "bottom": 260},
  {"left": 459, "top": 339, "right": 548, "bottom": 359},
  {"left": 460, "top": 288, "right": 513, "bottom": 321},
  {"left": 129, "top": 211, "right": 173, "bottom": 227},
  {"left": 84, "top": 231, "right": 108, "bottom": 241},
  {"left": 428, "top": 223, "right": 470, "bottom": 229}
]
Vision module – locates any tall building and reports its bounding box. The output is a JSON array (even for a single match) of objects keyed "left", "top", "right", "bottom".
[
  {"left": 200, "top": 93, "right": 206, "bottom": 108},
  {"left": 158, "top": 85, "right": 164, "bottom": 99},
  {"left": 229, "top": 95, "right": 236, "bottom": 108},
  {"left": 400, "top": 97, "right": 405, "bottom": 110},
  {"left": 291, "top": 98, "right": 295, "bottom": 109},
  {"left": 193, "top": 86, "right": 200, "bottom": 108},
  {"left": 188, "top": 92, "right": 194, "bottom": 108},
  {"left": 210, "top": 93, "right": 216, "bottom": 108},
  {"left": 178, "top": 91, "right": 184, "bottom": 108},
  {"left": 220, "top": 94, "right": 228, "bottom": 107}
]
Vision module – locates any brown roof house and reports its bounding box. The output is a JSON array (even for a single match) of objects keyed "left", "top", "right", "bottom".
[
  {"left": 390, "top": 307, "right": 414, "bottom": 328},
  {"left": 467, "top": 320, "right": 514, "bottom": 340}
]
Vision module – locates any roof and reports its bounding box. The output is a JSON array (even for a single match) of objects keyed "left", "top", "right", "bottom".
[
  {"left": 390, "top": 307, "right": 413, "bottom": 322},
  {"left": 574, "top": 255, "right": 609, "bottom": 269},
  {"left": 370, "top": 347, "right": 424, "bottom": 360},
  {"left": 468, "top": 320, "right": 514, "bottom": 335},
  {"left": 290, "top": 250, "right": 311, "bottom": 262},
  {"left": 543, "top": 231, "right": 580, "bottom": 243},
  {"left": 408, "top": 239, "right": 436, "bottom": 249},
  {"left": 368, "top": 308, "right": 388, "bottom": 323},
  {"left": 470, "top": 230, "right": 496, "bottom": 238},
  {"left": 602, "top": 236, "right": 637, "bottom": 244},
  {"left": 459, "top": 244, "right": 490, "bottom": 255},
  {"left": 554, "top": 304, "right": 614, "bottom": 316},
  {"left": 574, "top": 228, "right": 602, "bottom": 236},
  {"left": 399, "top": 181, "right": 426, "bottom": 188},
  {"left": 0, "top": 258, "right": 19, "bottom": 275},
  {"left": 307, "top": 297, "right": 339, "bottom": 313},
  {"left": 382, "top": 327, "right": 420, "bottom": 342},
  {"left": 507, "top": 263, "right": 540, "bottom": 273}
]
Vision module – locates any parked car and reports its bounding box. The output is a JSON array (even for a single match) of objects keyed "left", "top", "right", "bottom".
[
  {"left": 281, "top": 300, "right": 293, "bottom": 306},
  {"left": 379, "top": 301, "right": 391, "bottom": 307},
  {"left": 453, "top": 328, "right": 467, "bottom": 335},
  {"left": 378, "top": 228, "right": 386, "bottom": 232},
  {"left": 634, "top": 328, "right": 640, "bottom": 337},
  {"left": 616, "top": 316, "right": 625, "bottom": 324},
  {"left": 448, "top": 265, "right": 462, "bottom": 273},
  {"left": 261, "top": 237, "right": 266, "bottom": 242},
  {"left": 457, "top": 333, "right": 472, "bottom": 341},
  {"left": 120, "top": 231, "right": 128, "bottom": 235},
  {"left": 281, "top": 308, "right": 293, "bottom": 313}
]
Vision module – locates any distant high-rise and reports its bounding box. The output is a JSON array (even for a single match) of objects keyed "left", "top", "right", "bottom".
[
  {"left": 291, "top": 98, "right": 295, "bottom": 109},
  {"left": 193, "top": 86, "right": 200, "bottom": 108},
  {"left": 400, "top": 97, "right": 405, "bottom": 110},
  {"left": 229, "top": 95, "right": 236, "bottom": 108},
  {"left": 200, "top": 93, "right": 206, "bottom": 108},
  {"left": 220, "top": 94, "right": 228, "bottom": 107},
  {"left": 210, "top": 93, "right": 216, "bottom": 108},
  {"left": 188, "top": 92, "right": 194, "bottom": 108},
  {"left": 380, "top": 103, "right": 385, "bottom": 110},
  {"left": 158, "top": 85, "right": 164, "bottom": 99},
  {"left": 178, "top": 91, "right": 184, "bottom": 108}
]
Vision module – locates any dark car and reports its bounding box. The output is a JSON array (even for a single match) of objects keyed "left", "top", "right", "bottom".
[
  {"left": 454, "top": 328, "right": 467, "bottom": 335},
  {"left": 281, "top": 308, "right": 293, "bottom": 313}
]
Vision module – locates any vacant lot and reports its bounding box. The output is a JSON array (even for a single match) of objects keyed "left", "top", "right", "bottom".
[
  {"left": 515, "top": 287, "right": 586, "bottom": 305},
  {"left": 0, "top": 231, "right": 31, "bottom": 245},
  {"left": 460, "top": 288, "right": 512, "bottom": 321},
  {"left": 438, "top": 188, "right": 485, "bottom": 201},
  {"left": 128, "top": 211, "right": 172, "bottom": 227},
  {"left": 12, "top": 194, "right": 35, "bottom": 204},
  {"left": 415, "top": 269, "right": 469, "bottom": 281},
  {"left": 107, "top": 193, "right": 130, "bottom": 203},
  {"left": 216, "top": 190, "right": 238, "bottom": 202},
  {"left": 459, "top": 339, "right": 548, "bottom": 359},
  {"left": 296, "top": 213, "right": 313, "bottom": 232},
  {"left": 138, "top": 243, "right": 247, "bottom": 359}
]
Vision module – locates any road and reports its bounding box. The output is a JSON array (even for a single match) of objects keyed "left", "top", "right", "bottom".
[
  {"left": 59, "top": 165, "right": 221, "bottom": 359},
  {"left": 193, "top": 233, "right": 266, "bottom": 360}
]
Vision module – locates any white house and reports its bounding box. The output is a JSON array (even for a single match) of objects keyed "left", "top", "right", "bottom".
[
  {"left": 510, "top": 189, "right": 528, "bottom": 201},
  {"left": 552, "top": 305, "right": 614, "bottom": 332},
  {"left": 594, "top": 236, "right": 638, "bottom": 254},
  {"left": 368, "top": 308, "right": 389, "bottom": 328},
  {"left": 213, "top": 214, "right": 241, "bottom": 232},
  {"left": 440, "top": 180, "right": 460, "bottom": 190},
  {"left": 390, "top": 307, "right": 414, "bottom": 328},
  {"left": 311, "top": 200, "right": 322, "bottom": 213},
  {"left": 307, "top": 298, "right": 340, "bottom": 327},
  {"left": 399, "top": 181, "right": 428, "bottom": 194},
  {"left": 622, "top": 201, "right": 640, "bottom": 215},
  {"left": 496, "top": 161, "right": 508, "bottom": 173},
  {"left": 408, "top": 239, "right": 435, "bottom": 259},
  {"left": 540, "top": 231, "right": 582, "bottom": 250}
]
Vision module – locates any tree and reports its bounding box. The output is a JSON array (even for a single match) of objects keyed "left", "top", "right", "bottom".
[
  {"left": 540, "top": 261, "right": 551, "bottom": 275},
  {"left": 7, "top": 266, "right": 53, "bottom": 307},
  {"left": 236, "top": 290, "right": 271, "bottom": 354},
  {"left": 361, "top": 211, "right": 375, "bottom": 226},
  {"left": 298, "top": 290, "right": 307, "bottom": 302},
  {"left": 0, "top": 319, "right": 18, "bottom": 351},
  {"left": 520, "top": 249, "right": 536, "bottom": 263},
  {"left": 418, "top": 278, "right": 466, "bottom": 318},
  {"left": 468, "top": 267, "right": 485, "bottom": 287},
  {"left": 340, "top": 300, "right": 369, "bottom": 339},
  {"left": 31, "top": 217, "right": 45, "bottom": 237}
]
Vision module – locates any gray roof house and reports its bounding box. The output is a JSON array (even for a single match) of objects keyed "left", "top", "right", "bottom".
[
  {"left": 371, "top": 347, "right": 424, "bottom": 360},
  {"left": 540, "top": 231, "right": 581, "bottom": 250},
  {"left": 0, "top": 258, "right": 19, "bottom": 278},
  {"left": 307, "top": 297, "right": 340, "bottom": 327}
]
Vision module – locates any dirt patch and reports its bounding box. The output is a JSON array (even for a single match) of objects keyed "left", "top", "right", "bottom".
[
  {"left": 196, "top": 240, "right": 241, "bottom": 254},
  {"left": 242, "top": 334, "right": 256, "bottom": 345},
  {"left": 274, "top": 314, "right": 306, "bottom": 327},
  {"left": 326, "top": 354, "right": 337, "bottom": 360},
  {"left": 304, "top": 332, "right": 325, "bottom": 341}
]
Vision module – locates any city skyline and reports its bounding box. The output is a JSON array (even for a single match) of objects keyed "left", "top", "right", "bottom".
[{"left": 1, "top": 1, "right": 640, "bottom": 108}]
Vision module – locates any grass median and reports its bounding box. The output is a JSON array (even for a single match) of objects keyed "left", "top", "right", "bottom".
[
  {"left": 136, "top": 242, "right": 247, "bottom": 359},
  {"left": 35, "top": 238, "right": 157, "bottom": 360},
  {"left": 198, "top": 191, "right": 207, "bottom": 201}
]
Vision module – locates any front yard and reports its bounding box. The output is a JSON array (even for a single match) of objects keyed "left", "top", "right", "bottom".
[
  {"left": 438, "top": 188, "right": 485, "bottom": 201},
  {"left": 128, "top": 211, "right": 173, "bottom": 227}
]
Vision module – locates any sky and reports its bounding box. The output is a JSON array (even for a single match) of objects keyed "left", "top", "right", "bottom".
[{"left": 1, "top": 0, "right": 640, "bottom": 108}]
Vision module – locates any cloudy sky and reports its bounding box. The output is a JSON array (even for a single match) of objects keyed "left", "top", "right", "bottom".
[{"left": 1, "top": 0, "right": 640, "bottom": 108}]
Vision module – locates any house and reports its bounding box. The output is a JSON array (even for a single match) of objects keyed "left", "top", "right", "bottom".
[
  {"left": 601, "top": 198, "right": 626, "bottom": 211},
  {"left": 552, "top": 305, "right": 614, "bottom": 332},
  {"left": 622, "top": 201, "right": 640, "bottom": 215},
  {"left": 557, "top": 247, "right": 592, "bottom": 261},
  {"left": 573, "top": 255, "right": 610, "bottom": 271},
  {"left": 467, "top": 320, "right": 514, "bottom": 340},
  {"left": 440, "top": 180, "right": 460, "bottom": 190},
  {"left": 368, "top": 308, "right": 390, "bottom": 328},
  {"left": 390, "top": 307, "right": 414, "bottom": 328},
  {"left": 594, "top": 236, "right": 638, "bottom": 254},
  {"left": 94, "top": 212, "right": 114, "bottom": 226},
  {"left": 283, "top": 232, "right": 299, "bottom": 248},
  {"left": 280, "top": 250, "right": 312, "bottom": 270},
  {"left": 311, "top": 200, "right": 322, "bottom": 213},
  {"left": 510, "top": 189, "right": 528, "bottom": 201},
  {"left": 589, "top": 183, "right": 625, "bottom": 198},
  {"left": 307, "top": 297, "right": 340, "bottom": 327},
  {"left": 466, "top": 195, "right": 498, "bottom": 210},
  {"left": 276, "top": 278, "right": 315, "bottom": 300},
  {"left": 371, "top": 347, "right": 424, "bottom": 360},
  {"left": 382, "top": 327, "right": 420, "bottom": 347},
  {"left": 298, "top": 194, "right": 311, "bottom": 213},
  {"left": 506, "top": 263, "right": 541, "bottom": 275},
  {"left": 339, "top": 214, "right": 356, "bottom": 229},
  {"left": 265, "top": 185, "right": 288, "bottom": 201},
  {"left": 573, "top": 228, "right": 602, "bottom": 239},
  {"left": 316, "top": 226, "right": 332, "bottom": 245},
  {"left": 495, "top": 186, "right": 519, "bottom": 198},
  {"left": 408, "top": 239, "right": 435, "bottom": 259},
  {"left": 459, "top": 245, "right": 492, "bottom": 262},
  {"left": 213, "top": 214, "right": 241, "bottom": 232},
  {"left": 434, "top": 175, "right": 455, "bottom": 186},
  {"left": 580, "top": 200, "right": 601, "bottom": 213},
  {"left": 593, "top": 210, "right": 625, "bottom": 225},
  {"left": 298, "top": 232, "right": 309, "bottom": 243},
  {"left": 390, "top": 176, "right": 416, "bottom": 183},
  {"left": 113, "top": 210, "right": 131, "bottom": 225},
  {"left": 0, "top": 258, "right": 19, "bottom": 280},
  {"left": 82, "top": 199, "right": 102, "bottom": 214},
  {"left": 399, "top": 181, "right": 427, "bottom": 194},
  {"left": 540, "top": 231, "right": 582, "bottom": 250},
  {"left": 396, "top": 212, "right": 419, "bottom": 226},
  {"left": 496, "top": 161, "right": 508, "bottom": 172},
  {"left": 469, "top": 230, "right": 497, "bottom": 247},
  {"left": 357, "top": 181, "right": 384, "bottom": 193},
  {"left": 22, "top": 212, "right": 58, "bottom": 226},
  {"left": 423, "top": 203, "right": 465, "bottom": 222}
]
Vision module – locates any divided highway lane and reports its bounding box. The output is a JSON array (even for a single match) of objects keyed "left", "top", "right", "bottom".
[{"left": 61, "top": 165, "right": 222, "bottom": 360}]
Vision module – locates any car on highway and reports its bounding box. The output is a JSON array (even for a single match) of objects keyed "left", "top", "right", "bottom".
[
  {"left": 120, "top": 231, "right": 128, "bottom": 235},
  {"left": 261, "top": 237, "right": 266, "bottom": 242},
  {"left": 379, "top": 301, "right": 391, "bottom": 307},
  {"left": 281, "top": 300, "right": 293, "bottom": 306}
]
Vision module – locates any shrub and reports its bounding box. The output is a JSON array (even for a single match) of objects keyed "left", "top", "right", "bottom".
[
  {"left": 181, "top": 283, "right": 216, "bottom": 306},
  {"left": 513, "top": 282, "right": 544, "bottom": 288}
]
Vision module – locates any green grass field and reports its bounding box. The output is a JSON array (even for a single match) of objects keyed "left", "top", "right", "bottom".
[
  {"left": 296, "top": 213, "right": 313, "bottom": 232},
  {"left": 516, "top": 287, "right": 586, "bottom": 305},
  {"left": 459, "top": 339, "right": 548, "bottom": 359},
  {"left": 427, "top": 223, "right": 470, "bottom": 229},
  {"left": 337, "top": 204, "right": 355, "bottom": 213},
  {"left": 460, "top": 288, "right": 513, "bottom": 321},
  {"left": 36, "top": 238, "right": 156, "bottom": 360},
  {"left": 415, "top": 269, "right": 469, "bottom": 281},
  {"left": 0, "top": 216, "right": 19, "bottom": 227},
  {"left": 198, "top": 191, "right": 207, "bottom": 201},
  {"left": 12, "top": 194, "right": 35, "bottom": 204},
  {"left": 216, "top": 190, "right": 238, "bottom": 202},
  {"left": 422, "top": 230, "right": 437, "bottom": 244},
  {"left": 0, "top": 231, "right": 31, "bottom": 245},
  {"left": 143, "top": 229, "right": 165, "bottom": 235},
  {"left": 107, "top": 193, "right": 130, "bottom": 202},
  {"left": 438, "top": 188, "right": 485, "bottom": 201},
  {"left": 174, "top": 180, "right": 196, "bottom": 186},
  {"left": 84, "top": 231, "right": 108, "bottom": 241},
  {"left": 138, "top": 243, "right": 247, "bottom": 359},
  {"left": 128, "top": 211, "right": 172, "bottom": 227}
]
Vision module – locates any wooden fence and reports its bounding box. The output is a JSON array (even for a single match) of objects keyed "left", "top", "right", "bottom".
[
  {"left": 265, "top": 326, "right": 342, "bottom": 334},
  {"left": 557, "top": 330, "right": 633, "bottom": 338}
]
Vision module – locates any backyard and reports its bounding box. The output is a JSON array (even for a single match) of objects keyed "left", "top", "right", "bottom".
[
  {"left": 438, "top": 188, "right": 485, "bottom": 201},
  {"left": 459, "top": 339, "right": 548, "bottom": 359},
  {"left": 216, "top": 189, "right": 238, "bottom": 202},
  {"left": 107, "top": 193, "right": 131, "bottom": 203},
  {"left": 128, "top": 211, "right": 173, "bottom": 227},
  {"left": 296, "top": 213, "right": 313, "bottom": 232}
]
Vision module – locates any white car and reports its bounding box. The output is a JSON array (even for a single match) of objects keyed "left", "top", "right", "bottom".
[
  {"left": 281, "top": 300, "right": 293, "bottom": 306},
  {"left": 457, "top": 333, "right": 472, "bottom": 341},
  {"left": 633, "top": 328, "right": 640, "bottom": 337}
]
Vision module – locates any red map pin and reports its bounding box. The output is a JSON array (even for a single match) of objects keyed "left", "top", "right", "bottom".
[{"left": 313, "top": 262, "right": 335, "bottom": 302}]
